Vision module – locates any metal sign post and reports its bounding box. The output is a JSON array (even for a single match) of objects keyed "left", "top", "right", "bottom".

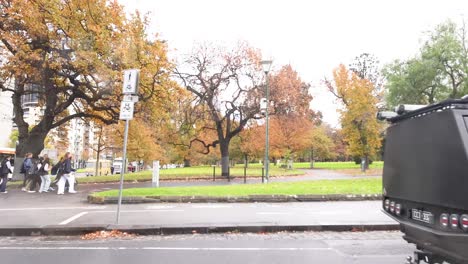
[
  {"left": 152, "top": 160, "right": 160, "bottom": 188},
  {"left": 116, "top": 69, "right": 139, "bottom": 225}
]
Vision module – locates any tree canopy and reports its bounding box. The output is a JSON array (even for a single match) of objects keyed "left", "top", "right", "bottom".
[
  {"left": 0, "top": 0, "right": 173, "bottom": 156},
  {"left": 326, "top": 64, "right": 383, "bottom": 169},
  {"left": 384, "top": 20, "right": 468, "bottom": 106}
]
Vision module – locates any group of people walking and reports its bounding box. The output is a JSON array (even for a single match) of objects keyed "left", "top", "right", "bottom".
[{"left": 0, "top": 152, "right": 76, "bottom": 195}]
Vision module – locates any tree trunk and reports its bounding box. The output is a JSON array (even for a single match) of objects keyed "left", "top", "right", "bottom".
[
  {"left": 220, "top": 141, "right": 230, "bottom": 177},
  {"left": 16, "top": 131, "right": 47, "bottom": 158},
  {"left": 310, "top": 148, "right": 315, "bottom": 169},
  {"left": 95, "top": 128, "right": 102, "bottom": 177},
  {"left": 13, "top": 130, "right": 47, "bottom": 180},
  {"left": 95, "top": 150, "right": 101, "bottom": 176},
  {"left": 183, "top": 158, "right": 191, "bottom": 167}
]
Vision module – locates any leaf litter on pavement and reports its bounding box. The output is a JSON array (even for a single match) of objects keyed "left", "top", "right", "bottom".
[{"left": 81, "top": 230, "right": 137, "bottom": 240}]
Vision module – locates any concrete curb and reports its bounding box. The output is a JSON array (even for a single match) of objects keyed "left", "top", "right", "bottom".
[
  {"left": 87, "top": 194, "right": 382, "bottom": 204},
  {"left": 0, "top": 223, "right": 399, "bottom": 237}
]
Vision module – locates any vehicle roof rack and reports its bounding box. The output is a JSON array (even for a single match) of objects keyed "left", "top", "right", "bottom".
[{"left": 388, "top": 98, "right": 468, "bottom": 123}]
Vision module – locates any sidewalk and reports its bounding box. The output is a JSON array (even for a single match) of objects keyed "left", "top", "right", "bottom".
[{"left": 0, "top": 200, "right": 397, "bottom": 236}]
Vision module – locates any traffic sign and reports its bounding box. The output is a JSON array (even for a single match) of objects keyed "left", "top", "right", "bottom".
[
  {"left": 122, "top": 69, "right": 139, "bottom": 94},
  {"left": 123, "top": 94, "right": 139, "bottom": 103},
  {"left": 119, "top": 101, "right": 134, "bottom": 120}
]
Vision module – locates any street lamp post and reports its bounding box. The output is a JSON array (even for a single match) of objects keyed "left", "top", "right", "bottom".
[{"left": 261, "top": 60, "right": 272, "bottom": 183}]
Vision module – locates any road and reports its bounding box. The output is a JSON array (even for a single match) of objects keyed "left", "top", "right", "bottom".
[
  {"left": 0, "top": 231, "right": 414, "bottom": 264},
  {"left": 0, "top": 200, "right": 394, "bottom": 228}
]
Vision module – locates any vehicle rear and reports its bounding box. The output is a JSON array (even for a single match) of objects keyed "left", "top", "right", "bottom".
[{"left": 381, "top": 99, "right": 468, "bottom": 264}]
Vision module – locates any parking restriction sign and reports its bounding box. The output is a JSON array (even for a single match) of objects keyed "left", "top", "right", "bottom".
[
  {"left": 119, "top": 101, "right": 134, "bottom": 120},
  {"left": 122, "top": 69, "right": 139, "bottom": 94}
]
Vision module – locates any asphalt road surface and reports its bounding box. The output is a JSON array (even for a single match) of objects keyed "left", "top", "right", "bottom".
[
  {"left": 0, "top": 200, "right": 395, "bottom": 227},
  {"left": 0, "top": 231, "right": 415, "bottom": 264}
]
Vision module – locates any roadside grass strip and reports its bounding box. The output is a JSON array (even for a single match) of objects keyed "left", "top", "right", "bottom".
[{"left": 93, "top": 178, "right": 381, "bottom": 197}]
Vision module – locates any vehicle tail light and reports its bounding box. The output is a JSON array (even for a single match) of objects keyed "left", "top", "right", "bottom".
[
  {"left": 440, "top": 213, "right": 449, "bottom": 228},
  {"left": 461, "top": 215, "right": 468, "bottom": 231},
  {"left": 450, "top": 214, "right": 460, "bottom": 229},
  {"left": 395, "top": 204, "right": 402, "bottom": 215},
  {"left": 384, "top": 199, "right": 390, "bottom": 211},
  {"left": 390, "top": 201, "right": 395, "bottom": 213}
]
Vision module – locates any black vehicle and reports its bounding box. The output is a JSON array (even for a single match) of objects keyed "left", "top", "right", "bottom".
[{"left": 379, "top": 99, "right": 468, "bottom": 264}]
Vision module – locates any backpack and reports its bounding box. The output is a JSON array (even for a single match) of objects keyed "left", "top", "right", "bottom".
[
  {"left": 38, "top": 161, "right": 46, "bottom": 175},
  {"left": 51, "top": 162, "right": 61, "bottom": 175},
  {"left": 1, "top": 160, "right": 9, "bottom": 176},
  {"left": 20, "top": 160, "right": 26, "bottom": 173},
  {"left": 27, "top": 159, "right": 39, "bottom": 175}
]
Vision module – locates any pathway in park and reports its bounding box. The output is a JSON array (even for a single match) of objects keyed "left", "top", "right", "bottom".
[{"left": 75, "top": 168, "right": 382, "bottom": 189}]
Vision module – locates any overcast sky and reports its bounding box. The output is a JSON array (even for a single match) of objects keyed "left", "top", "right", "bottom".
[{"left": 119, "top": 0, "right": 467, "bottom": 127}]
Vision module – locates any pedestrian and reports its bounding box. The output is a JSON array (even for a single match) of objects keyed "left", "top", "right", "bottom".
[
  {"left": 0, "top": 155, "right": 12, "bottom": 193},
  {"left": 27, "top": 157, "right": 41, "bottom": 193},
  {"left": 57, "top": 152, "right": 76, "bottom": 194},
  {"left": 51, "top": 154, "right": 66, "bottom": 188},
  {"left": 39, "top": 154, "right": 51, "bottom": 193},
  {"left": 21, "top": 153, "right": 33, "bottom": 192}
]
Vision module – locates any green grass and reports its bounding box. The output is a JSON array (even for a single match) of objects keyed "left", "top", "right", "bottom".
[
  {"left": 293, "top": 161, "right": 384, "bottom": 170},
  {"left": 94, "top": 178, "right": 382, "bottom": 197},
  {"left": 77, "top": 165, "right": 304, "bottom": 184}
]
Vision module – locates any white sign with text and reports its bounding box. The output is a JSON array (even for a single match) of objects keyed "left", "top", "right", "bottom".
[
  {"left": 122, "top": 69, "right": 140, "bottom": 94},
  {"left": 119, "top": 101, "right": 134, "bottom": 120}
]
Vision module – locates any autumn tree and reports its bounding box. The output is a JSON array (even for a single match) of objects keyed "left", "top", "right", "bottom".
[
  {"left": 0, "top": 0, "right": 172, "bottom": 159},
  {"left": 384, "top": 20, "right": 468, "bottom": 106},
  {"left": 266, "top": 65, "right": 318, "bottom": 167},
  {"left": 239, "top": 124, "right": 264, "bottom": 164},
  {"left": 349, "top": 53, "right": 385, "bottom": 103},
  {"left": 326, "top": 64, "right": 383, "bottom": 171},
  {"left": 240, "top": 65, "right": 318, "bottom": 168},
  {"left": 48, "top": 125, "right": 69, "bottom": 155},
  {"left": 163, "top": 88, "right": 215, "bottom": 167},
  {"left": 330, "top": 128, "right": 349, "bottom": 161},
  {"left": 306, "top": 124, "right": 336, "bottom": 167},
  {"left": 175, "top": 42, "right": 265, "bottom": 177}
]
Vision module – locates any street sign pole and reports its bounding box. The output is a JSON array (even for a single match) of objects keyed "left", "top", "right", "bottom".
[
  {"left": 116, "top": 69, "right": 139, "bottom": 225},
  {"left": 116, "top": 119, "right": 129, "bottom": 224}
]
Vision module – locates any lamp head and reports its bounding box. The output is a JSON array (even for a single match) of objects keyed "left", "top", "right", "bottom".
[{"left": 261, "top": 60, "right": 273, "bottom": 74}]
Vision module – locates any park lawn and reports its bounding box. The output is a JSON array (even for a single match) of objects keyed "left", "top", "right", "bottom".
[
  {"left": 93, "top": 178, "right": 382, "bottom": 197},
  {"left": 293, "top": 161, "right": 384, "bottom": 170},
  {"left": 77, "top": 166, "right": 304, "bottom": 184}
]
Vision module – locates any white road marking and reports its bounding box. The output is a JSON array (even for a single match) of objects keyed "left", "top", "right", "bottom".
[
  {"left": 256, "top": 212, "right": 292, "bottom": 215},
  {"left": 0, "top": 247, "right": 335, "bottom": 251},
  {"left": 0, "top": 206, "right": 106, "bottom": 211},
  {"left": 91, "top": 210, "right": 184, "bottom": 213},
  {"left": 191, "top": 205, "right": 233, "bottom": 209},
  {"left": 146, "top": 205, "right": 176, "bottom": 210},
  {"left": 59, "top": 212, "right": 88, "bottom": 225}
]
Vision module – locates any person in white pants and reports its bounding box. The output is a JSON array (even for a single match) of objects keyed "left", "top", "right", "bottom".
[
  {"left": 57, "top": 173, "right": 76, "bottom": 194},
  {"left": 57, "top": 152, "right": 76, "bottom": 195},
  {"left": 39, "top": 155, "right": 51, "bottom": 193}
]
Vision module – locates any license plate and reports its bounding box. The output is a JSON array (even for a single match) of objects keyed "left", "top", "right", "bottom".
[{"left": 411, "top": 209, "right": 434, "bottom": 224}]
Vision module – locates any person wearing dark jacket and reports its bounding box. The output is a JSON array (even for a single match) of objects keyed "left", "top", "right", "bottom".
[
  {"left": 0, "top": 156, "right": 12, "bottom": 193},
  {"left": 57, "top": 152, "right": 76, "bottom": 194},
  {"left": 39, "top": 154, "right": 51, "bottom": 193},
  {"left": 21, "top": 153, "right": 33, "bottom": 192}
]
